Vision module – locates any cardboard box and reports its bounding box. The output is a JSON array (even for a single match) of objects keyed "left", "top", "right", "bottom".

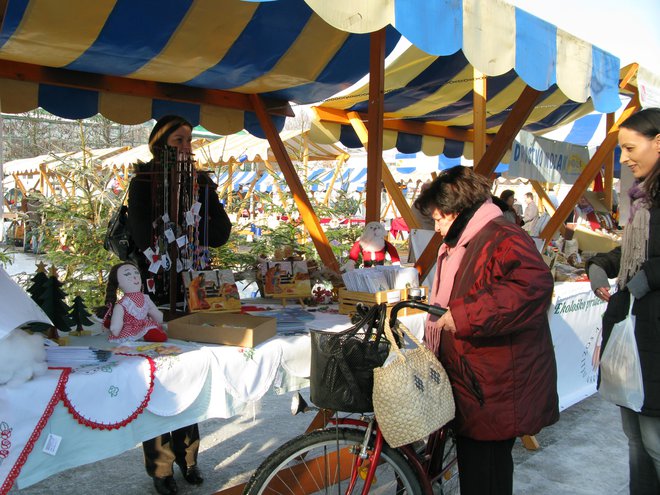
[
  {"left": 166, "top": 312, "right": 277, "bottom": 347},
  {"left": 572, "top": 225, "right": 621, "bottom": 253}
]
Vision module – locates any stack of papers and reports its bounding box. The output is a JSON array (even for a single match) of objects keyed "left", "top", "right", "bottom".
[
  {"left": 249, "top": 308, "right": 313, "bottom": 334},
  {"left": 46, "top": 346, "right": 113, "bottom": 367},
  {"left": 342, "top": 267, "right": 419, "bottom": 293}
]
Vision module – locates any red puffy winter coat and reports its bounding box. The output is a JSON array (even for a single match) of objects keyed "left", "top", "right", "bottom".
[{"left": 426, "top": 217, "right": 559, "bottom": 440}]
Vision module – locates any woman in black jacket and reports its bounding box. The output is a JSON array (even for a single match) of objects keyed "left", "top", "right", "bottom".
[
  {"left": 127, "top": 115, "right": 232, "bottom": 495},
  {"left": 587, "top": 107, "right": 660, "bottom": 495}
]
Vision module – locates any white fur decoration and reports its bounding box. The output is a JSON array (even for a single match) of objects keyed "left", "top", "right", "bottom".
[{"left": 0, "top": 329, "right": 48, "bottom": 387}]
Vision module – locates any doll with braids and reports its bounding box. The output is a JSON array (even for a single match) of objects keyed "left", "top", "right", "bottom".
[{"left": 102, "top": 262, "right": 167, "bottom": 343}]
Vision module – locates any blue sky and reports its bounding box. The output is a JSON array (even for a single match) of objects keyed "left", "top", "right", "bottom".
[{"left": 511, "top": 0, "right": 660, "bottom": 74}]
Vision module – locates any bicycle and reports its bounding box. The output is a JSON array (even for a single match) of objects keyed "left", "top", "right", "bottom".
[{"left": 244, "top": 299, "right": 459, "bottom": 495}]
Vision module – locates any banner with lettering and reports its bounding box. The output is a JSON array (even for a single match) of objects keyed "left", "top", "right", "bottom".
[
  {"left": 508, "top": 130, "right": 591, "bottom": 184},
  {"left": 549, "top": 282, "right": 615, "bottom": 410}
]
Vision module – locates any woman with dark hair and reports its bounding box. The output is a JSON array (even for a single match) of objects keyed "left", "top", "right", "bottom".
[
  {"left": 587, "top": 107, "right": 660, "bottom": 495},
  {"left": 128, "top": 115, "right": 232, "bottom": 302},
  {"left": 414, "top": 166, "right": 559, "bottom": 495},
  {"left": 127, "top": 115, "right": 232, "bottom": 494},
  {"left": 498, "top": 189, "right": 522, "bottom": 225}
]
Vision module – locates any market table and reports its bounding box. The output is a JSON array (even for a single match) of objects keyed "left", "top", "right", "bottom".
[
  {"left": 2, "top": 283, "right": 602, "bottom": 494},
  {"left": 2, "top": 309, "right": 423, "bottom": 494}
]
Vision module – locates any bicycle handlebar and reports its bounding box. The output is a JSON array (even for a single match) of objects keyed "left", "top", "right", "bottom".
[{"left": 389, "top": 299, "right": 447, "bottom": 327}]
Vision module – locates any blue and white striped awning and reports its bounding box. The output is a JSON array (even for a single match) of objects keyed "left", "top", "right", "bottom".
[
  {"left": 304, "top": 0, "right": 625, "bottom": 156},
  {"left": 0, "top": 0, "right": 626, "bottom": 144},
  {"left": 0, "top": 0, "right": 402, "bottom": 137}
]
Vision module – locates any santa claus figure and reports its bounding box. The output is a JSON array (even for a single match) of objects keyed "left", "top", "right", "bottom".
[{"left": 346, "top": 221, "right": 400, "bottom": 269}]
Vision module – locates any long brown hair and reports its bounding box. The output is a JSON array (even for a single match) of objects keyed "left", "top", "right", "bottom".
[{"left": 620, "top": 107, "right": 660, "bottom": 207}]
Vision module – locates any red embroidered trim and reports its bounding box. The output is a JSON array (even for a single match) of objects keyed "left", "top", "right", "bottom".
[
  {"left": 0, "top": 368, "right": 70, "bottom": 495},
  {"left": 61, "top": 353, "right": 156, "bottom": 431}
]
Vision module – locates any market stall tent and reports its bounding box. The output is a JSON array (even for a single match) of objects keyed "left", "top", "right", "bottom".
[{"left": 0, "top": 0, "right": 639, "bottom": 272}]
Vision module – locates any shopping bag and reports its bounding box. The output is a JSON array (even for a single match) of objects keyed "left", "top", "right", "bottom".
[
  {"left": 372, "top": 319, "right": 454, "bottom": 448},
  {"left": 599, "top": 306, "right": 644, "bottom": 412}
]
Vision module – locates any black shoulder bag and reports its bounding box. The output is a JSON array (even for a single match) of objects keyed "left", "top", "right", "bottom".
[
  {"left": 103, "top": 189, "right": 134, "bottom": 261},
  {"left": 310, "top": 303, "right": 390, "bottom": 413}
]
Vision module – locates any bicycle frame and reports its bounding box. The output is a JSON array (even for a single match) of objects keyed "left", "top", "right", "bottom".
[{"left": 327, "top": 415, "right": 455, "bottom": 495}]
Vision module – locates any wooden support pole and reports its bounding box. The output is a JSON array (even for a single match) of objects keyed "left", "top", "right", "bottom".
[
  {"left": 473, "top": 85, "right": 542, "bottom": 177},
  {"left": 226, "top": 162, "right": 234, "bottom": 207},
  {"left": 314, "top": 106, "right": 493, "bottom": 145},
  {"left": 250, "top": 94, "right": 340, "bottom": 273},
  {"left": 54, "top": 174, "right": 70, "bottom": 196},
  {"left": 365, "top": 28, "right": 386, "bottom": 223},
  {"left": 473, "top": 68, "right": 487, "bottom": 164},
  {"left": 263, "top": 160, "right": 287, "bottom": 207},
  {"left": 13, "top": 173, "right": 26, "bottom": 194},
  {"left": 244, "top": 171, "right": 261, "bottom": 201},
  {"left": 604, "top": 113, "right": 615, "bottom": 210},
  {"left": 415, "top": 232, "right": 443, "bottom": 282},
  {"left": 540, "top": 94, "right": 641, "bottom": 243},
  {"left": 530, "top": 180, "right": 565, "bottom": 236},
  {"left": 323, "top": 154, "right": 347, "bottom": 206},
  {"left": 348, "top": 113, "right": 420, "bottom": 230}
]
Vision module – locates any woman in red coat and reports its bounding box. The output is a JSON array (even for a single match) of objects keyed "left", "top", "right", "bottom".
[{"left": 414, "top": 166, "right": 559, "bottom": 495}]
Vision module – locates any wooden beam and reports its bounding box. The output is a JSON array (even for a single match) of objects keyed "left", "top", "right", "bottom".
[
  {"left": 603, "top": 113, "right": 615, "bottom": 210},
  {"left": 415, "top": 231, "right": 443, "bottom": 282},
  {"left": 530, "top": 180, "right": 565, "bottom": 236},
  {"left": 314, "top": 106, "right": 493, "bottom": 144},
  {"left": 0, "top": 60, "right": 293, "bottom": 117},
  {"left": 365, "top": 28, "right": 386, "bottom": 223},
  {"left": 540, "top": 94, "right": 641, "bottom": 243},
  {"left": 348, "top": 113, "right": 420, "bottom": 230},
  {"left": 473, "top": 68, "right": 487, "bottom": 163},
  {"left": 54, "top": 173, "right": 70, "bottom": 196},
  {"left": 13, "top": 173, "right": 26, "bottom": 195},
  {"left": 323, "top": 154, "right": 347, "bottom": 206},
  {"left": 226, "top": 162, "right": 234, "bottom": 207},
  {"left": 263, "top": 160, "right": 287, "bottom": 207},
  {"left": 473, "top": 85, "right": 542, "bottom": 176},
  {"left": 250, "top": 94, "right": 340, "bottom": 273}
]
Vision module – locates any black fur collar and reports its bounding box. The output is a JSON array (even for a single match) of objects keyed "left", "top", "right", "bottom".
[{"left": 442, "top": 201, "right": 484, "bottom": 248}]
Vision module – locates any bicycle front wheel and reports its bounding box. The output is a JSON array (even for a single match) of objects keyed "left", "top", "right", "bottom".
[{"left": 244, "top": 428, "right": 422, "bottom": 495}]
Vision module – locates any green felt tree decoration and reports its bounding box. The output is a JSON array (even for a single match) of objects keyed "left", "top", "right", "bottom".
[
  {"left": 27, "top": 261, "right": 49, "bottom": 303},
  {"left": 37, "top": 265, "right": 73, "bottom": 333},
  {"left": 69, "top": 295, "right": 94, "bottom": 333}
]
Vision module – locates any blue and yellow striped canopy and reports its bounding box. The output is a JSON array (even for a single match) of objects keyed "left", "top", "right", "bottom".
[{"left": 0, "top": 0, "right": 623, "bottom": 145}]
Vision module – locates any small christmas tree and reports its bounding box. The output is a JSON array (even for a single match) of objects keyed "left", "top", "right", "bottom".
[
  {"left": 69, "top": 295, "right": 94, "bottom": 333},
  {"left": 27, "top": 261, "right": 49, "bottom": 303},
  {"left": 37, "top": 265, "right": 73, "bottom": 333}
]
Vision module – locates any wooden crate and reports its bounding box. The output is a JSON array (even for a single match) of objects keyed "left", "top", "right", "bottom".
[{"left": 338, "top": 287, "right": 428, "bottom": 316}]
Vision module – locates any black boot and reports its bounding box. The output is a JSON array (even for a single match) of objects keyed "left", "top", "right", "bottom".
[
  {"left": 153, "top": 476, "right": 178, "bottom": 495},
  {"left": 179, "top": 465, "right": 204, "bottom": 485}
]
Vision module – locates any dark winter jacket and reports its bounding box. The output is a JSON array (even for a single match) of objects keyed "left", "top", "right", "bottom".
[
  {"left": 427, "top": 216, "right": 559, "bottom": 440},
  {"left": 586, "top": 204, "right": 660, "bottom": 417}
]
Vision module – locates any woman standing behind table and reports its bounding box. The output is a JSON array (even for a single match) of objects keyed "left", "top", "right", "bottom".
[
  {"left": 587, "top": 107, "right": 660, "bottom": 495},
  {"left": 414, "top": 166, "right": 559, "bottom": 495},
  {"left": 128, "top": 115, "right": 232, "bottom": 495}
]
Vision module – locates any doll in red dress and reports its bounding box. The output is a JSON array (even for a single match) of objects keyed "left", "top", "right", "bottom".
[
  {"left": 102, "top": 262, "right": 167, "bottom": 343},
  {"left": 345, "top": 221, "right": 400, "bottom": 270}
]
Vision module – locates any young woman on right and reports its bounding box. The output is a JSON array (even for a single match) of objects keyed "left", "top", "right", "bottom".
[{"left": 587, "top": 107, "right": 660, "bottom": 495}]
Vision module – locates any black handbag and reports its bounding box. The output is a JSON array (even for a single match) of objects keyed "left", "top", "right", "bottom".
[
  {"left": 103, "top": 192, "right": 134, "bottom": 261},
  {"left": 310, "top": 303, "right": 390, "bottom": 413}
]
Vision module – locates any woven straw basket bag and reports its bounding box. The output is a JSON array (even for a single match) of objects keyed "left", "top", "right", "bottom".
[{"left": 373, "top": 320, "right": 455, "bottom": 448}]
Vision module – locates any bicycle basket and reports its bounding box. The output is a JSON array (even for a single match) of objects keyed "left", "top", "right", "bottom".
[{"left": 310, "top": 303, "right": 390, "bottom": 413}]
